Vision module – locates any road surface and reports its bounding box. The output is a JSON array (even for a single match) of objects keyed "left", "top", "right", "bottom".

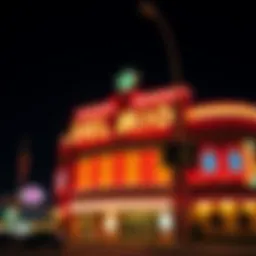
[{"left": 1, "top": 244, "right": 256, "bottom": 255}]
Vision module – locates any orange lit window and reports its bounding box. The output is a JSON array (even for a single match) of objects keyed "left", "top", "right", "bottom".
[
  {"left": 99, "top": 154, "right": 113, "bottom": 189},
  {"left": 124, "top": 150, "right": 140, "bottom": 187},
  {"left": 116, "top": 110, "right": 138, "bottom": 135},
  {"left": 75, "top": 158, "right": 92, "bottom": 192}
]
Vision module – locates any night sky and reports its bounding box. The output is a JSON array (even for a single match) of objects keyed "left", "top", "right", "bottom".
[{"left": 0, "top": 1, "right": 255, "bottom": 193}]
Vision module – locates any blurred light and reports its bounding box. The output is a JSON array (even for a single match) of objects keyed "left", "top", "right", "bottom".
[
  {"left": 18, "top": 183, "right": 46, "bottom": 207},
  {"left": 220, "top": 199, "right": 236, "bottom": 215},
  {"left": 194, "top": 200, "right": 212, "bottom": 217},
  {"left": 157, "top": 211, "right": 174, "bottom": 232},
  {"left": 14, "top": 221, "right": 32, "bottom": 238},
  {"left": 244, "top": 138, "right": 255, "bottom": 151},
  {"left": 103, "top": 213, "right": 118, "bottom": 234},
  {"left": 186, "top": 102, "right": 256, "bottom": 122},
  {"left": 3, "top": 206, "right": 20, "bottom": 235},
  {"left": 249, "top": 175, "right": 256, "bottom": 189},
  {"left": 243, "top": 201, "right": 256, "bottom": 213},
  {"left": 115, "top": 69, "right": 140, "bottom": 94}
]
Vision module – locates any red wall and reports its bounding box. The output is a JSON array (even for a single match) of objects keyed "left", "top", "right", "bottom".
[{"left": 186, "top": 141, "right": 245, "bottom": 186}]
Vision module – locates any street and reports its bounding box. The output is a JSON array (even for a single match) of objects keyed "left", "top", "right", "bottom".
[{"left": 1, "top": 244, "right": 256, "bottom": 255}]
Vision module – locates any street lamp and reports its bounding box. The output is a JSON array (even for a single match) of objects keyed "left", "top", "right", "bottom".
[
  {"left": 138, "top": 0, "right": 184, "bottom": 82},
  {"left": 138, "top": 0, "right": 189, "bottom": 246}
]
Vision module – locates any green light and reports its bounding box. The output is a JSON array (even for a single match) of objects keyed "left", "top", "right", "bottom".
[
  {"left": 3, "top": 206, "right": 20, "bottom": 233},
  {"left": 115, "top": 69, "right": 140, "bottom": 94}
]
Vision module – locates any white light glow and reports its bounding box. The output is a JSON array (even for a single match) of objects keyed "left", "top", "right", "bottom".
[
  {"left": 103, "top": 213, "right": 118, "bottom": 234},
  {"left": 157, "top": 212, "right": 174, "bottom": 232}
]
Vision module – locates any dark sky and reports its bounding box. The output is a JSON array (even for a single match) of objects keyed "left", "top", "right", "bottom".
[{"left": 0, "top": 0, "right": 255, "bottom": 193}]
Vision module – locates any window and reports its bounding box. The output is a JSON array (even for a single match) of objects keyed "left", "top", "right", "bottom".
[
  {"left": 228, "top": 150, "right": 242, "bottom": 172},
  {"left": 116, "top": 110, "right": 138, "bottom": 134},
  {"left": 201, "top": 151, "right": 216, "bottom": 173}
]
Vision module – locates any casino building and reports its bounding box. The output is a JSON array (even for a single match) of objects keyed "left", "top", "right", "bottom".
[{"left": 54, "top": 82, "right": 256, "bottom": 246}]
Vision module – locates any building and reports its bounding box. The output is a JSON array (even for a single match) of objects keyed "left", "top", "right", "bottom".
[
  {"left": 54, "top": 83, "right": 256, "bottom": 246},
  {"left": 185, "top": 101, "right": 256, "bottom": 243}
]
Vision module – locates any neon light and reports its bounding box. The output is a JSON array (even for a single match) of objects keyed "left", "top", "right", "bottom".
[
  {"left": 18, "top": 184, "right": 46, "bottom": 207},
  {"left": 75, "top": 158, "right": 92, "bottom": 192},
  {"left": 201, "top": 151, "right": 216, "bottom": 173},
  {"left": 125, "top": 150, "right": 140, "bottom": 187},
  {"left": 186, "top": 103, "right": 256, "bottom": 122},
  {"left": 130, "top": 85, "right": 191, "bottom": 108},
  {"left": 228, "top": 150, "right": 242, "bottom": 172},
  {"left": 115, "top": 105, "right": 174, "bottom": 136},
  {"left": 114, "top": 68, "right": 140, "bottom": 94},
  {"left": 73, "top": 100, "right": 118, "bottom": 122},
  {"left": 99, "top": 154, "right": 113, "bottom": 189}
]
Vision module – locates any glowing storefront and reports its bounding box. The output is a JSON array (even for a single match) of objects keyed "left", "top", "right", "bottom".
[
  {"left": 55, "top": 83, "right": 256, "bottom": 245},
  {"left": 54, "top": 85, "right": 191, "bottom": 245},
  {"left": 185, "top": 102, "right": 256, "bottom": 243}
]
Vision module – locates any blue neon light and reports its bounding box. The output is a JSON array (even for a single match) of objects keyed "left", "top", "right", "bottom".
[
  {"left": 202, "top": 152, "right": 216, "bottom": 173},
  {"left": 228, "top": 150, "right": 242, "bottom": 172}
]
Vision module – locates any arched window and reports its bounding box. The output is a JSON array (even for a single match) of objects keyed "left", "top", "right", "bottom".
[
  {"left": 201, "top": 151, "right": 217, "bottom": 173},
  {"left": 228, "top": 150, "right": 242, "bottom": 172}
]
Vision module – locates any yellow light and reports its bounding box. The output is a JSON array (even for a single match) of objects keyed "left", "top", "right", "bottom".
[
  {"left": 186, "top": 103, "right": 256, "bottom": 122},
  {"left": 219, "top": 199, "right": 236, "bottom": 215},
  {"left": 194, "top": 200, "right": 212, "bottom": 218},
  {"left": 243, "top": 201, "right": 256, "bottom": 213},
  {"left": 99, "top": 154, "right": 112, "bottom": 189},
  {"left": 125, "top": 150, "right": 139, "bottom": 187},
  {"left": 76, "top": 158, "right": 92, "bottom": 191},
  {"left": 116, "top": 110, "right": 138, "bottom": 134}
]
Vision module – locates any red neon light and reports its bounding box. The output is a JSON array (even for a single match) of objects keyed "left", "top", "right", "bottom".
[
  {"left": 140, "top": 149, "right": 156, "bottom": 187},
  {"left": 130, "top": 85, "right": 192, "bottom": 109},
  {"left": 91, "top": 156, "right": 101, "bottom": 190},
  {"left": 73, "top": 99, "right": 119, "bottom": 122},
  {"left": 113, "top": 152, "right": 125, "bottom": 188},
  {"left": 186, "top": 143, "right": 246, "bottom": 186}
]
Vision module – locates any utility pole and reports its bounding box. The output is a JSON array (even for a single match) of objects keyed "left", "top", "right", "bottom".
[{"left": 138, "top": 0, "right": 188, "bottom": 246}]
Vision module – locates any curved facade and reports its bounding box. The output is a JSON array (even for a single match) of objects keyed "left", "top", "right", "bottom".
[{"left": 54, "top": 84, "right": 256, "bottom": 245}]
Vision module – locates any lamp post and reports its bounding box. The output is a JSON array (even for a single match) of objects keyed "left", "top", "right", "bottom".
[
  {"left": 138, "top": 0, "right": 184, "bottom": 82},
  {"left": 138, "top": 0, "right": 188, "bottom": 246}
]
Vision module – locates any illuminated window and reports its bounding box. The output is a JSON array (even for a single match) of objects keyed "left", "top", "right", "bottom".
[
  {"left": 228, "top": 150, "right": 242, "bottom": 172},
  {"left": 157, "top": 105, "right": 175, "bottom": 126},
  {"left": 201, "top": 151, "right": 216, "bottom": 173},
  {"left": 116, "top": 111, "right": 138, "bottom": 134}
]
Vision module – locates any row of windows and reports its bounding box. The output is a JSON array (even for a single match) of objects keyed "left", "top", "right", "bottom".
[{"left": 201, "top": 150, "right": 242, "bottom": 173}]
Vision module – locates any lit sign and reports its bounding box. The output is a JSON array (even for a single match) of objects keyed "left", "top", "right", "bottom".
[
  {"left": 73, "top": 100, "right": 118, "bottom": 123},
  {"left": 186, "top": 102, "right": 256, "bottom": 122},
  {"left": 130, "top": 85, "right": 192, "bottom": 109},
  {"left": 116, "top": 105, "right": 175, "bottom": 135},
  {"left": 68, "top": 120, "right": 111, "bottom": 143}
]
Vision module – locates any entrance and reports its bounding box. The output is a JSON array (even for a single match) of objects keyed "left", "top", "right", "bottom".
[
  {"left": 188, "top": 199, "right": 256, "bottom": 244},
  {"left": 120, "top": 212, "right": 157, "bottom": 244}
]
